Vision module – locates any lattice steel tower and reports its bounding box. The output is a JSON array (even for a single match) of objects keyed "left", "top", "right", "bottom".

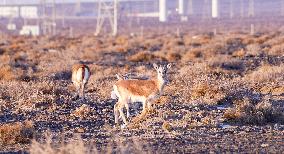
[
  {"left": 95, "top": 0, "right": 118, "bottom": 36},
  {"left": 40, "top": 0, "right": 57, "bottom": 35}
]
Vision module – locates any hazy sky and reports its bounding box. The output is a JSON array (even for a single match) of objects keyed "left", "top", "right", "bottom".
[
  {"left": 0, "top": 0, "right": 152, "bottom": 5},
  {"left": 0, "top": 0, "right": 117, "bottom": 5}
]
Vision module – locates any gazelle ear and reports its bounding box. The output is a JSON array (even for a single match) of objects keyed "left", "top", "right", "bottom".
[
  {"left": 167, "top": 63, "right": 172, "bottom": 69},
  {"left": 153, "top": 63, "right": 159, "bottom": 70}
]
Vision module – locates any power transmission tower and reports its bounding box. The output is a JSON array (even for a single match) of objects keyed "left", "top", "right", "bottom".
[
  {"left": 95, "top": 0, "right": 118, "bottom": 36},
  {"left": 75, "top": 0, "right": 81, "bottom": 15},
  {"left": 202, "top": 0, "right": 211, "bottom": 19},
  {"left": 248, "top": 0, "right": 254, "bottom": 17},
  {"left": 230, "top": 0, "right": 234, "bottom": 19},
  {"left": 188, "top": 0, "right": 193, "bottom": 16},
  {"left": 40, "top": 0, "right": 57, "bottom": 35},
  {"left": 240, "top": 0, "right": 244, "bottom": 18}
]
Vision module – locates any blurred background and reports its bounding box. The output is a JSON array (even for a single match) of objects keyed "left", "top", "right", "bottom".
[{"left": 0, "top": 0, "right": 284, "bottom": 36}]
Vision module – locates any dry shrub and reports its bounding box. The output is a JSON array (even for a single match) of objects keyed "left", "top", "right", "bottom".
[
  {"left": 165, "top": 52, "right": 181, "bottom": 62},
  {"left": 246, "top": 43, "right": 261, "bottom": 56},
  {"left": 127, "top": 51, "right": 156, "bottom": 62},
  {"left": 82, "top": 47, "right": 101, "bottom": 61},
  {"left": 266, "top": 44, "right": 284, "bottom": 55},
  {"left": 185, "top": 35, "right": 212, "bottom": 46},
  {"left": 254, "top": 35, "right": 271, "bottom": 44},
  {"left": 190, "top": 83, "right": 209, "bottom": 99},
  {"left": 172, "top": 63, "right": 208, "bottom": 102},
  {"left": 245, "top": 64, "right": 284, "bottom": 83},
  {"left": 232, "top": 48, "right": 246, "bottom": 57},
  {"left": 172, "top": 63, "right": 227, "bottom": 104},
  {"left": 225, "top": 37, "right": 245, "bottom": 55},
  {"left": 115, "top": 35, "right": 129, "bottom": 46},
  {"left": 0, "top": 48, "right": 6, "bottom": 55},
  {"left": 0, "top": 121, "right": 34, "bottom": 145},
  {"left": 224, "top": 98, "right": 284, "bottom": 124},
  {"left": 0, "top": 64, "right": 18, "bottom": 80},
  {"left": 163, "top": 38, "right": 184, "bottom": 51},
  {"left": 207, "top": 55, "right": 244, "bottom": 74},
  {"left": 242, "top": 36, "right": 255, "bottom": 45},
  {"left": 181, "top": 49, "right": 203, "bottom": 62},
  {"left": 259, "top": 85, "right": 284, "bottom": 95},
  {"left": 71, "top": 104, "right": 91, "bottom": 118},
  {"left": 190, "top": 81, "right": 225, "bottom": 104},
  {"left": 206, "top": 42, "right": 225, "bottom": 55}
]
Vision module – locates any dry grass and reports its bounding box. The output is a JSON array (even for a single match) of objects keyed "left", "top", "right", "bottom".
[
  {"left": 0, "top": 30, "right": 284, "bottom": 153},
  {"left": 224, "top": 97, "right": 284, "bottom": 124},
  {"left": 0, "top": 65, "right": 18, "bottom": 80},
  {"left": 246, "top": 43, "right": 262, "bottom": 56},
  {"left": 127, "top": 51, "right": 157, "bottom": 62},
  {"left": 245, "top": 64, "right": 284, "bottom": 83},
  {"left": 0, "top": 121, "right": 34, "bottom": 145},
  {"left": 29, "top": 133, "right": 151, "bottom": 154}
]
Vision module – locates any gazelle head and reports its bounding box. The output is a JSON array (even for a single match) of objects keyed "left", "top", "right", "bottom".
[{"left": 153, "top": 63, "right": 171, "bottom": 84}]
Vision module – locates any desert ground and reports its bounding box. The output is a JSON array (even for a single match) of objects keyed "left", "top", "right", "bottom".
[{"left": 0, "top": 18, "right": 284, "bottom": 153}]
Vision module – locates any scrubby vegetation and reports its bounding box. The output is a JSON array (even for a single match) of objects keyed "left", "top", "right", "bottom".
[{"left": 0, "top": 24, "right": 284, "bottom": 153}]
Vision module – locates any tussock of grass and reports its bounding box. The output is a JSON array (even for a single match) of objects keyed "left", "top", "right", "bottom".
[
  {"left": 0, "top": 64, "right": 17, "bottom": 80},
  {"left": 0, "top": 121, "right": 34, "bottom": 145},
  {"left": 245, "top": 64, "right": 284, "bottom": 83},
  {"left": 224, "top": 97, "right": 284, "bottom": 124},
  {"left": 29, "top": 134, "right": 151, "bottom": 154},
  {"left": 127, "top": 51, "right": 156, "bottom": 62}
]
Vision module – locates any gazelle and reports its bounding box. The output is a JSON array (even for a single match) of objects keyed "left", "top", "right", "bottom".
[
  {"left": 72, "top": 64, "right": 91, "bottom": 99},
  {"left": 113, "top": 63, "right": 171, "bottom": 127},
  {"left": 111, "top": 73, "right": 150, "bottom": 117}
]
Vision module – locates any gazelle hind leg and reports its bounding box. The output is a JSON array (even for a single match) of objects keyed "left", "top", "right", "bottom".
[
  {"left": 118, "top": 103, "right": 128, "bottom": 126},
  {"left": 80, "top": 83, "right": 85, "bottom": 99},
  {"left": 114, "top": 103, "right": 119, "bottom": 124},
  {"left": 125, "top": 103, "right": 130, "bottom": 118},
  {"left": 74, "top": 82, "right": 80, "bottom": 99},
  {"left": 147, "top": 100, "right": 153, "bottom": 111}
]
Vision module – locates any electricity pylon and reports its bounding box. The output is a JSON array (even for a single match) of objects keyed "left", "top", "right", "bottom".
[
  {"left": 75, "top": 0, "right": 81, "bottom": 15},
  {"left": 40, "top": 0, "right": 56, "bottom": 35},
  {"left": 95, "top": 0, "right": 118, "bottom": 36},
  {"left": 248, "top": 0, "right": 254, "bottom": 17}
]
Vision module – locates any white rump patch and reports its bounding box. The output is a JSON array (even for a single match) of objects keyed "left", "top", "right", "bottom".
[
  {"left": 111, "top": 90, "right": 117, "bottom": 99},
  {"left": 83, "top": 68, "right": 90, "bottom": 83}
]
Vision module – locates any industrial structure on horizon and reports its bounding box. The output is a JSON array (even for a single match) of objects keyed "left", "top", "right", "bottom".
[{"left": 0, "top": 0, "right": 282, "bottom": 36}]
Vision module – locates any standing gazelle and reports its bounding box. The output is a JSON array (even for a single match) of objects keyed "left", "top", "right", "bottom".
[
  {"left": 113, "top": 63, "right": 171, "bottom": 127},
  {"left": 72, "top": 64, "right": 91, "bottom": 99}
]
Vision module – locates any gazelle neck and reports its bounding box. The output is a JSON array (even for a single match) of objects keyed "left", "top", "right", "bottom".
[{"left": 156, "top": 74, "right": 166, "bottom": 94}]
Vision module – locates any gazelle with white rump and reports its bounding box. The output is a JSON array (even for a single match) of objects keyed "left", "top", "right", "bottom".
[
  {"left": 113, "top": 63, "right": 171, "bottom": 127},
  {"left": 72, "top": 64, "right": 91, "bottom": 99}
]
